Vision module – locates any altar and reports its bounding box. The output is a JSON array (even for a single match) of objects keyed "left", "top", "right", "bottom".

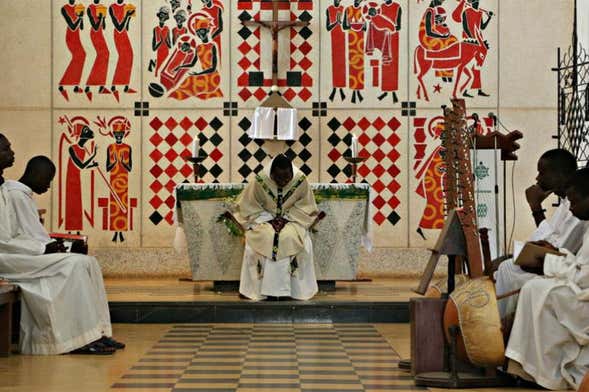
[{"left": 175, "top": 183, "right": 372, "bottom": 282}]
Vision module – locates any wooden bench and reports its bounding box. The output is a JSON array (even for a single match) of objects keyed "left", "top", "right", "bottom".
[{"left": 0, "top": 282, "right": 18, "bottom": 356}]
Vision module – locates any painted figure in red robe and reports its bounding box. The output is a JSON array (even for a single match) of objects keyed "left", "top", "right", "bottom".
[
  {"left": 58, "top": 0, "right": 86, "bottom": 102},
  {"left": 378, "top": 0, "right": 401, "bottom": 102},
  {"left": 343, "top": 0, "right": 366, "bottom": 104},
  {"left": 415, "top": 121, "right": 445, "bottom": 237},
  {"left": 65, "top": 123, "right": 98, "bottom": 233},
  {"left": 172, "top": 10, "right": 188, "bottom": 44},
  {"left": 85, "top": 0, "right": 110, "bottom": 100},
  {"left": 105, "top": 117, "right": 132, "bottom": 243},
  {"left": 109, "top": 0, "right": 136, "bottom": 101},
  {"left": 169, "top": 15, "right": 223, "bottom": 100},
  {"left": 364, "top": 1, "right": 402, "bottom": 103},
  {"left": 148, "top": 7, "right": 172, "bottom": 78},
  {"left": 452, "top": 0, "right": 493, "bottom": 97},
  {"left": 326, "top": 0, "right": 347, "bottom": 102},
  {"left": 200, "top": 0, "right": 223, "bottom": 63}
]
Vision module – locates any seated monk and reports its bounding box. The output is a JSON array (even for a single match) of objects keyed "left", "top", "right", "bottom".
[
  {"left": 506, "top": 168, "right": 589, "bottom": 390},
  {"left": 494, "top": 148, "right": 586, "bottom": 317},
  {"left": 0, "top": 137, "right": 123, "bottom": 355},
  {"left": 235, "top": 154, "right": 319, "bottom": 301}
]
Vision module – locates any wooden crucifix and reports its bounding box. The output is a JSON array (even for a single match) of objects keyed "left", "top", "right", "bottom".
[{"left": 241, "top": 0, "right": 310, "bottom": 87}]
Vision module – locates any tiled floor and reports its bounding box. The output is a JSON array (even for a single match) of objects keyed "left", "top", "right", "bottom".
[
  {"left": 111, "top": 324, "right": 413, "bottom": 392},
  {"left": 0, "top": 323, "right": 547, "bottom": 392}
]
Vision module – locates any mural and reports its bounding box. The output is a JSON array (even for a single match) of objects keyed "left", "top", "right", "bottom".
[
  {"left": 146, "top": 0, "right": 225, "bottom": 101},
  {"left": 413, "top": 0, "right": 494, "bottom": 102},
  {"left": 323, "top": 0, "right": 403, "bottom": 104},
  {"left": 47, "top": 0, "right": 500, "bottom": 249},
  {"left": 57, "top": 115, "right": 137, "bottom": 243},
  {"left": 57, "top": 0, "right": 137, "bottom": 102}
]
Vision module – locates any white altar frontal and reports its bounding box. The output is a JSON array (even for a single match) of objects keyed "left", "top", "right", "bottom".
[{"left": 175, "top": 183, "right": 373, "bottom": 282}]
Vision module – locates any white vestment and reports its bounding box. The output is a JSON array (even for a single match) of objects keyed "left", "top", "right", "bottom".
[
  {"left": 495, "top": 197, "right": 586, "bottom": 317},
  {"left": 0, "top": 183, "right": 111, "bottom": 355},
  {"left": 236, "top": 165, "right": 318, "bottom": 301},
  {"left": 505, "top": 229, "right": 589, "bottom": 390}
]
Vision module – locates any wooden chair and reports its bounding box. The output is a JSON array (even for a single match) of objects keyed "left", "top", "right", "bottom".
[{"left": 0, "top": 282, "right": 19, "bottom": 356}]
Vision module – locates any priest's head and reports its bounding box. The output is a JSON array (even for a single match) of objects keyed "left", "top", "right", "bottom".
[
  {"left": 270, "top": 154, "right": 293, "bottom": 188},
  {"left": 567, "top": 168, "right": 589, "bottom": 220},
  {"left": 536, "top": 149, "right": 577, "bottom": 197},
  {"left": 0, "top": 133, "right": 15, "bottom": 171},
  {"left": 20, "top": 156, "right": 56, "bottom": 195}
]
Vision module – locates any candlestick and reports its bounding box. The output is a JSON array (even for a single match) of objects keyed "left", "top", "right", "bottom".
[{"left": 343, "top": 154, "right": 368, "bottom": 183}]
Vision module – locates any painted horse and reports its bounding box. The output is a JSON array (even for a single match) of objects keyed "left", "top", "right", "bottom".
[{"left": 414, "top": 38, "right": 488, "bottom": 101}]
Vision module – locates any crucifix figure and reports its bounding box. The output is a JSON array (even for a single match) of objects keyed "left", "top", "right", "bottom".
[{"left": 242, "top": 0, "right": 310, "bottom": 87}]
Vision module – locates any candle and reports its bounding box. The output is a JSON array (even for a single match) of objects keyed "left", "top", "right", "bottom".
[
  {"left": 191, "top": 135, "right": 199, "bottom": 158},
  {"left": 351, "top": 134, "right": 358, "bottom": 158}
]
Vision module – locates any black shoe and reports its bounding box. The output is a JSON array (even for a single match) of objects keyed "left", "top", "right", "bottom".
[{"left": 99, "top": 336, "right": 126, "bottom": 350}]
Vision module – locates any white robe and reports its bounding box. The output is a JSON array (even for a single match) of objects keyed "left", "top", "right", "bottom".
[
  {"left": 237, "top": 165, "right": 318, "bottom": 301},
  {"left": 0, "top": 183, "right": 111, "bottom": 355},
  {"left": 495, "top": 198, "right": 586, "bottom": 317},
  {"left": 506, "top": 230, "right": 589, "bottom": 390}
]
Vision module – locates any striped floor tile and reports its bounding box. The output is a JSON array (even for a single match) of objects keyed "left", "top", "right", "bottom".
[{"left": 111, "top": 324, "right": 424, "bottom": 392}]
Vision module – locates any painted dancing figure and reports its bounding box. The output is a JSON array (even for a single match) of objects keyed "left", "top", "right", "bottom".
[
  {"left": 85, "top": 0, "right": 110, "bottom": 99},
  {"left": 59, "top": 0, "right": 86, "bottom": 101},
  {"left": 109, "top": 0, "right": 136, "bottom": 101}
]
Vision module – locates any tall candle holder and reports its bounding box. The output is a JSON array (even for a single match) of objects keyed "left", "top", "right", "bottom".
[
  {"left": 343, "top": 154, "right": 368, "bottom": 183},
  {"left": 185, "top": 154, "right": 206, "bottom": 183}
]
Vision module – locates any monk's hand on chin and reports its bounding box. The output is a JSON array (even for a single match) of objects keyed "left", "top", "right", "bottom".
[{"left": 525, "top": 184, "right": 552, "bottom": 210}]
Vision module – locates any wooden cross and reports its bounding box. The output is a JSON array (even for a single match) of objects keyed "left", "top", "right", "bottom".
[{"left": 241, "top": 0, "right": 310, "bottom": 87}]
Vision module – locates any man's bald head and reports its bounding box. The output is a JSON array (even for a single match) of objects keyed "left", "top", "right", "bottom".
[
  {"left": 20, "top": 156, "right": 56, "bottom": 195},
  {"left": 0, "top": 133, "right": 15, "bottom": 171}
]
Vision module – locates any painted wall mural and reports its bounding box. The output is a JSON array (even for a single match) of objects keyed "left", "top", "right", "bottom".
[
  {"left": 55, "top": 113, "right": 139, "bottom": 246},
  {"left": 146, "top": 0, "right": 225, "bottom": 102},
  {"left": 48, "top": 0, "right": 500, "bottom": 249},
  {"left": 56, "top": 0, "right": 138, "bottom": 103}
]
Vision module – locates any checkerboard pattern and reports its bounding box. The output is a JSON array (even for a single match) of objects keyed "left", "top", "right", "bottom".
[
  {"left": 147, "top": 116, "right": 227, "bottom": 226},
  {"left": 236, "top": 0, "right": 314, "bottom": 103},
  {"left": 111, "top": 324, "right": 422, "bottom": 392},
  {"left": 235, "top": 115, "right": 314, "bottom": 182},
  {"left": 326, "top": 116, "right": 403, "bottom": 226}
]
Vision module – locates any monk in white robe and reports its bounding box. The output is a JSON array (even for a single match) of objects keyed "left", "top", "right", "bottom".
[
  {"left": 0, "top": 148, "right": 121, "bottom": 355},
  {"left": 506, "top": 167, "right": 589, "bottom": 390},
  {"left": 495, "top": 149, "right": 585, "bottom": 317},
  {"left": 235, "top": 154, "right": 319, "bottom": 300}
]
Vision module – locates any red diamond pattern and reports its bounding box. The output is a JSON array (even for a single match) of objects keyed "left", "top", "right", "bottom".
[
  {"left": 326, "top": 115, "right": 403, "bottom": 227},
  {"left": 147, "top": 116, "right": 226, "bottom": 226},
  {"left": 165, "top": 118, "right": 178, "bottom": 131},
  {"left": 180, "top": 117, "right": 193, "bottom": 131}
]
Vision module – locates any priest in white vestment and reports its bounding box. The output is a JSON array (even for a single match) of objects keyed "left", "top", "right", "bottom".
[
  {"left": 0, "top": 148, "right": 120, "bottom": 355},
  {"left": 235, "top": 154, "right": 319, "bottom": 300},
  {"left": 506, "top": 167, "right": 589, "bottom": 390},
  {"left": 495, "top": 149, "right": 586, "bottom": 317}
]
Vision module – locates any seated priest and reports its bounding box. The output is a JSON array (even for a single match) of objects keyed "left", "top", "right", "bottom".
[
  {"left": 505, "top": 168, "right": 589, "bottom": 390},
  {"left": 0, "top": 140, "right": 123, "bottom": 355},
  {"left": 235, "top": 154, "right": 319, "bottom": 301},
  {"left": 494, "top": 148, "right": 586, "bottom": 317}
]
